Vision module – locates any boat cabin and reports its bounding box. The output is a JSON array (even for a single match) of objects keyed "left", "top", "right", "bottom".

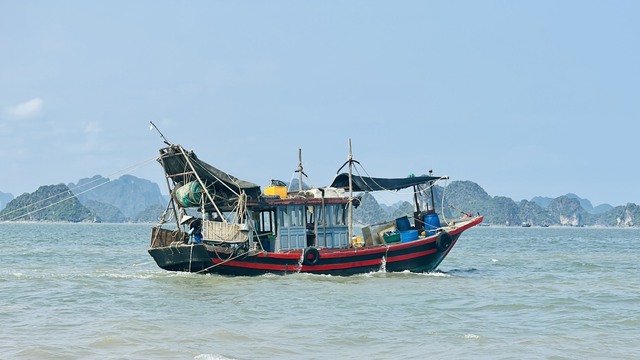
[{"left": 244, "top": 194, "right": 351, "bottom": 252}]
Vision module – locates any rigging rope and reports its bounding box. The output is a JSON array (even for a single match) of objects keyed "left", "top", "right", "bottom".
[
  {"left": 440, "top": 178, "right": 451, "bottom": 226},
  {"left": 195, "top": 245, "right": 254, "bottom": 274},
  {"left": 288, "top": 171, "right": 317, "bottom": 191},
  {"left": 352, "top": 162, "right": 444, "bottom": 219},
  {"left": 0, "top": 156, "right": 157, "bottom": 222}
]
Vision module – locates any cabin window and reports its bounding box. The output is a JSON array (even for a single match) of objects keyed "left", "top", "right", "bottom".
[
  {"left": 317, "top": 206, "right": 328, "bottom": 226},
  {"left": 278, "top": 207, "right": 291, "bottom": 227},
  {"left": 326, "top": 206, "right": 334, "bottom": 226},
  {"left": 335, "top": 205, "right": 345, "bottom": 225},
  {"left": 277, "top": 206, "right": 306, "bottom": 228},
  {"left": 276, "top": 205, "right": 309, "bottom": 250},
  {"left": 319, "top": 204, "right": 346, "bottom": 226},
  {"left": 312, "top": 204, "right": 349, "bottom": 249},
  {"left": 290, "top": 206, "right": 304, "bottom": 227},
  {"left": 306, "top": 206, "right": 315, "bottom": 228},
  {"left": 256, "top": 210, "right": 274, "bottom": 233}
]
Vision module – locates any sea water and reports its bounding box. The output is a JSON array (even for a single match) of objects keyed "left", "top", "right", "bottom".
[{"left": 0, "top": 223, "right": 639, "bottom": 359}]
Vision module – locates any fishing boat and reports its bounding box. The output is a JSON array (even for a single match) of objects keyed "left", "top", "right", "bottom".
[{"left": 148, "top": 128, "right": 483, "bottom": 276}]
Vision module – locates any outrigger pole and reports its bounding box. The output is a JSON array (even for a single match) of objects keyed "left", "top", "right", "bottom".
[
  {"left": 150, "top": 121, "right": 172, "bottom": 146},
  {"left": 150, "top": 121, "right": 181, "bottom": 228}
]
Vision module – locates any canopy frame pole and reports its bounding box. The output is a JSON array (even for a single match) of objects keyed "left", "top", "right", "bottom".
[
  {"left": 428, "top": 169, "right": 437, "bottom": 213},
  {"left": 177, "top": 145, "right": 226, "bottom": 222},
  {"left": 158, "top": 150, "right": 182, "bottom": 229}
]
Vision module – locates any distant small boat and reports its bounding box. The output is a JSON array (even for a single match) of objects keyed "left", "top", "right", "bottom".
[
  {"left": 147, "top": 128, "right": 483, "bottom": 276},
  {"left": 522, "top": 222, "right": 532, "bottom": 227}
]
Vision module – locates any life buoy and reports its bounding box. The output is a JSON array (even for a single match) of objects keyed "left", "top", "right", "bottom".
[
  {"left": 303, "top": 247, "right": 320, "bottom": 266},
  {"left": 233, "top": 243, "right": 249, "bottom": 260},
  {"left": 435, "top": 232, "right": 453, "bottom": 252}
]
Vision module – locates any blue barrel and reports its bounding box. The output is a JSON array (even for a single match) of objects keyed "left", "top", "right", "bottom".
[
  {"left": 400, "top": 229, "right": 419, "bottom": 243},
  {"left": 424, "top": 212, "right": 441, "bottom": 237},
  {"left": 396, "top": 216, "right": 411, "bottom": 232}
]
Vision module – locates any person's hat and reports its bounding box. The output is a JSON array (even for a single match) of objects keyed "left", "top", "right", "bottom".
[{"left": 180, "top": 215, "right": 194, "bottom": 224}]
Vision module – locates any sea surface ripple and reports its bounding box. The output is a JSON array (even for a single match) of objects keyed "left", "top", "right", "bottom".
[{"left": 1, "top": 223, "right": 639, "bottom": 359}]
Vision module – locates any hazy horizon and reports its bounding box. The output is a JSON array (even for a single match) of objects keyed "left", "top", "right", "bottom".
[
  {"left": 0, "top": 171, "right": 623, "bottom": 209},
  {"left": 2, "top": 2, "right": 638, "bottom": 206}
]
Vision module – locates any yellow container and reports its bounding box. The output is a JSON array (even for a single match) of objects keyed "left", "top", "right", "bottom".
[
  {"left": 264, "top": 186, "right": 287, "bottom": 199},
  {"left": 351, "top": 235, "right": 364, "bottom": 248}
]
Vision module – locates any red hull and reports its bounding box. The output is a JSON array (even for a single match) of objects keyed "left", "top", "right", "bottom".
[{"left": 149, "top": 216, "right": 483, "bottom": 276}]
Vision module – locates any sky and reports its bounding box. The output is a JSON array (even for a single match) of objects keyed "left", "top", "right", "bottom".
[{"left": 1, "top": 1, "right": 639, "bottom": 207}]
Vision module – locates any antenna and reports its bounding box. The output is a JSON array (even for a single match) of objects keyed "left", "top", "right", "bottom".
[{"left": 149, "top": 121, "right": 172, "bottom": 146}]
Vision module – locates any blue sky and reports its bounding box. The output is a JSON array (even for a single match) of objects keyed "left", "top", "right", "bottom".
[{"left": 1, "top": 1, "right": 638, "bottom": 206}]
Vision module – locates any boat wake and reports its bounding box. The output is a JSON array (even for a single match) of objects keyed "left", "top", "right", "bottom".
[
  {"left": 359, "top": 269, "right": 453, "bottom": 278},
  {"left": 443, "top": 267, "right": 481, "bottom": 276}
]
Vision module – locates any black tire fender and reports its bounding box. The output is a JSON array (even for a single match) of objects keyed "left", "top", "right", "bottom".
[
  {"left": 435, "top": 231, "right": 453, "bottom": 252},
  {"left": 233, "top": 243, "right": 249, "bottom": 260},
  {"left": 303, "top": 247, "right": 320, "bottom": 266}
]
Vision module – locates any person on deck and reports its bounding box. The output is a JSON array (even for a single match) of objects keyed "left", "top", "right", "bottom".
[{"left": 181, "top": 215, "right": 203, "bottom": 244}]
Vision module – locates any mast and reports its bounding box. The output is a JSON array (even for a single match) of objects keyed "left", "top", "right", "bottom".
[
  {"left": 298, "top": 148, "right": 303, "bottom": 192},
  {"left": 334, "top": 140, "right": 360, "bottom": 244},
  {"left": 347, "top": 139, "right": 353, "bottom": 243},
  {"left": 294, "top": 148, "right": 309, "bottom": 193}
]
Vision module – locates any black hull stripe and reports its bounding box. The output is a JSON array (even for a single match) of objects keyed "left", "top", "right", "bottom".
[{"left": 150, "top": 217, "right": 481, "bottom": 275}]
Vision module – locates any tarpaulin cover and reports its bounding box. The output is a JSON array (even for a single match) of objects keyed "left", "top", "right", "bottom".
[
  {"left": 158, "top": 145, "right": 261, "bottom": 208},
  {"left": 330, "top": 173, "right": 441, "bottom": 192}
]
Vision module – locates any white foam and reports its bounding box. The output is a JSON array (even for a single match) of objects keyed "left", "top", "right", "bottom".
[{"left": 195, "top": 354, "right": 237, "bottom": 360}]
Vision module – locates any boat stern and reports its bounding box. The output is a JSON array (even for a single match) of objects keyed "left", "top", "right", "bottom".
[
  {"left": 148, "top": 245, "right": 212, "bottom": 272},
  {"left": 149, "top": 226, "right": 212, "bottom": 272}
]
